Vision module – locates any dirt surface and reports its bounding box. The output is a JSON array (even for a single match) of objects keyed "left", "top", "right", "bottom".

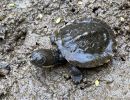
[{"left": 0, "top": 0, "right": 130, "bottom": 100}]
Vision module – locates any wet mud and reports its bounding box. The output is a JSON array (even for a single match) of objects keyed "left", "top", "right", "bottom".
[{"left": 0, "top": 0, "right": 130, "bottom": 100}]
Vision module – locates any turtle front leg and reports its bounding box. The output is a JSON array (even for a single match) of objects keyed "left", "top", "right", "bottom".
[{"left": 69, "top": 65, "right": 83, "bottom": 84}]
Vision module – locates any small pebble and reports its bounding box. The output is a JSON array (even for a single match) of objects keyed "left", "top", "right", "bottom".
[
  {"left": 83, "top": 78, "right": 87, "bottom": 83},
  {"left": 78, "top": 1, "right": 83, "bottom": 5},
  {"left": 0, "top": 14, "right": 6, "bottom": 21},
  {"left": 0, "top": 35, "right": 5, "bottom": 41},
  {"left": 37, "top": 14, "right": 43, "bottom": 19},
  {"left": 105, "top": 59, "right": 110, "bottom": 63},
  {"left": 0, "top": 61, "right": 10, "bottom": 76},
  {"left": 8, "top": 3, "right": 16, "bottom": 7},
  {"left": 125, "top": 26, "right": 130, "bottom": 32},
  {"left": 55, "top": 17, "right": 61, "bottom": 24},
  {"left": 63, "top": 73, "right": 70, "bottom": 80},
  {"left": 120, "top": 17, "right": 125, "bottom": 22},
  {"left": 95, "top": 80, "right": 99, "bottom": 86}
]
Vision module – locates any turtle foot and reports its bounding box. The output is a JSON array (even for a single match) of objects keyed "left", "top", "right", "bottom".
[{"left": 69, "top": 66, "right": 83, "bottom": 84}]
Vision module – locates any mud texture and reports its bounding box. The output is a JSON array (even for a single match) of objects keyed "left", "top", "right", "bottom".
[{"left": 0, "top": 0, "right": 130, "bottom": 100}]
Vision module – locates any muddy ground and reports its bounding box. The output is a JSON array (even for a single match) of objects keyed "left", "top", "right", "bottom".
[{"left": 0, "top": 0, "right": 130, "bottom": 100}]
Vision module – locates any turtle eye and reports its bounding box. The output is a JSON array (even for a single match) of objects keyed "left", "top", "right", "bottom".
[{"left": 30, "top": 50, "right": 46, "bottom": 67}]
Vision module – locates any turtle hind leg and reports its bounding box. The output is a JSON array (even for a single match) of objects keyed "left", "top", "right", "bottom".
[{"left": 69, "top": 65, "right": 83, "bottom": 84}]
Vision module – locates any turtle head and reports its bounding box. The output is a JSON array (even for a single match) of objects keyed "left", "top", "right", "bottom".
[
  {"left": 30, "top": 49, "right": 54, "bottom": 67},
  {"left": 30, "top": 49, "right": 66, "bottom": 67}
]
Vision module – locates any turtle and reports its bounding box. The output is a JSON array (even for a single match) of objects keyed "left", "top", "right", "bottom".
[{"left": 30, "top": 17, "right": 116, "bottom": 84}]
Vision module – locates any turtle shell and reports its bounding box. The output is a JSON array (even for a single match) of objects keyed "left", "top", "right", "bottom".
[{"left": 54, "top": 18, "right": 116, "bottom": 68}]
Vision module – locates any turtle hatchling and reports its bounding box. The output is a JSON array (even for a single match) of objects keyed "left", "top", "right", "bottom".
[{"left": 30, "top": 17, "right": 116, "bottom": 84}]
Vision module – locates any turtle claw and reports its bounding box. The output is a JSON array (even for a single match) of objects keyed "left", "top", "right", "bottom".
[
  {"left": 71, "top": 74, "right": 83, "bottom": 84},
  {"left": 69, "top": 66, "right": 83, "bottom": 84}
]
